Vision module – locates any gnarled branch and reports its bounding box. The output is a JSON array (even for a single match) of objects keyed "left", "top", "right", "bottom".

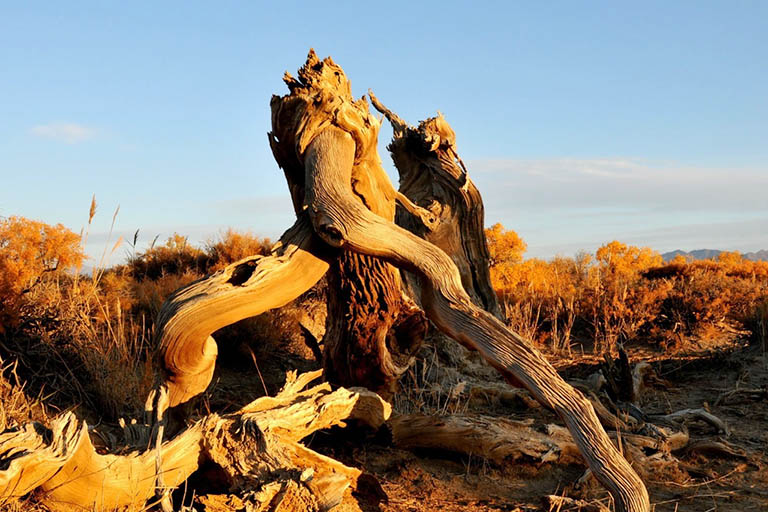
[
  {"left": 303, "top": 126, "right": 649, "bottom": 512},
  {"left": 156, "top": 215, "right": 334, "bottom": 409}
]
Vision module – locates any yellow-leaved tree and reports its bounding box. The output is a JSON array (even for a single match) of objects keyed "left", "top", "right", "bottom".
[
  {"left": 485, "top": 222, "right": 527, "bottom": 294},
  {"left": 589, "top": 240, "right": 669, "bottom": 351},
  {"left": 0, "top": 216, "right": 84, "bottom": 330}
]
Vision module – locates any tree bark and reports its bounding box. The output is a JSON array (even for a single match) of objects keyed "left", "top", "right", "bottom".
[
  {"left": 268, "top": 51, "right": 428, "bottom": 395},
  {"left": 303, "top": 125, "right": 649, "bottom": 512},
  {"left": 369, "top": 92, "right": 501, "bottom": 319},
  {"left": 323, "top": 253, "right": 427, "bottom": 395}
]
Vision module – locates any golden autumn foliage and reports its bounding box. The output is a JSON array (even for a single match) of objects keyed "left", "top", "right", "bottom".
[
  {"left": 486, "top": 223, "right": 527, "bottom": 268},
  {"left": 485, "top": 225, "right": 768, "bottom": 354},
  {"left": 206, "top": 228, "right": 272, "bottom": 271},
  {"left": 0, "top": 216, "right": 281, "bottom": 420},
  {"left": 0, "top": 216, "right": 84, "bottom": 329}
]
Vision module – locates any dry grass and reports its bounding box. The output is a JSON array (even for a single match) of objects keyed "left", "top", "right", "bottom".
[
  {"left": 0, "top": 357, "right": 49, "bottom": 430},
  {"left": 9, "top": 274, "right": 156, "bottom": 419}
]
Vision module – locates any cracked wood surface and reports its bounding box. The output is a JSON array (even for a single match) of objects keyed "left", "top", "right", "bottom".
[
  {"left": 303, "top": 125, "right": 649, "bottom": 512},
  {"left": 156, "top": 215, "right": 334, "bottom": 409},
  {"left": 0, "top": 372, "right": 389, "bottom": 511}
]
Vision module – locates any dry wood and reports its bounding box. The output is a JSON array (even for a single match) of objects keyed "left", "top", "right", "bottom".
[
  {"left": 715, "top": 387, "right": 767, "bottom": 406},
  {"left": 683, "top": 440, "right": 748, "bottom": 459},
  {"left": 0, "top": 412, "right": 82, "bottom": 501},
  {"left": 156, "top": 215, "right": 334, "bottom": 409},
  {"left": 544, "top": 495, "right": 611, "bottom": 512},
  {"left": 390, "top": 413, "right": 581, "bottom": 464},
  {"left": 465, "top": 382, "right": 542, "bottom": 409},
  {"left": 369, "top": 92, "right": 502, "bottom": 319},
  {"left": 302, "top": 122, "right": 648, "bottom": 511},
  {"left": 653, "top": 408, "right": 730, "bottom": 436},
  {"left": 268, "top": 52, "right": 428, "bottom": 395},
  {"left": 0, "top": 371, "right": 390, "bottom": 511},
  {"left": 7, "top": 51, "right": 651, "bottom": 511},
  {"left": 248, "top": 51, "right": 651, "bottom": 512},
  {"left": 0, "top": 411, "right": 203, "bottom": 511}
]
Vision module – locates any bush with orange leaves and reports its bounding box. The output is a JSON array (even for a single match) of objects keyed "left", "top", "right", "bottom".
[
  {"left": 646, "top": 252, "right": 768, "bottom": 348},
  {"left": 0, "top": 216, "right": 84, "bottom": 330},
  {"left": 1, "top": 219, "right": 276, "bottom": 419},
  {"left": 486, "top": 224, "right": 768, "bottom": 354},
  {"left": 586, "top": 241, "right": 672, "bottom": 352},
  {"left": 487, "top": 224, "right": 587, "bottom": 353}
]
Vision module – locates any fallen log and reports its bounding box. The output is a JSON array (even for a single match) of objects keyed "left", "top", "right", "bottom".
[
  {"left": 390, "top": 413, "right": 581, "bottom": 464},
  {"left": 0, "top": 371, "right": 390, "bottom": 511}
]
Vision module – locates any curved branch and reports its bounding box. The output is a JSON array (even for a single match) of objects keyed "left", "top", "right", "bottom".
[
  {"left": 156, "top": 215, "right": 335, "bottom": 409},
  {"left": 303, "top": 127, "right": 650, "bottom": 512}
]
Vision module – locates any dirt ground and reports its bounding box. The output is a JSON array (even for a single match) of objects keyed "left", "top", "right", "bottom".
[
  {"left": 5, "top": 327, "right": 765, "bottom": 512},
  {"left": 191, "top": 332, "right": 768, "bottom": 512}
]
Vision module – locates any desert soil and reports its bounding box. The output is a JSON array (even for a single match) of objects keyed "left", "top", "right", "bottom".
[{"left": 193, "top": 334, "right": 768, "bottom": 512}]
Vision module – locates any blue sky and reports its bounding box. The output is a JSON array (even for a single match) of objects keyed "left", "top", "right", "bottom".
[{"left": 2, "top": 1, "right": 766, "bottom": 265}]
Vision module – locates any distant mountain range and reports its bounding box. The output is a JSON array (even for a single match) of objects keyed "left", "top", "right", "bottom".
[{"left": 662, "top": 249, "right": 768, "bottom": 262}]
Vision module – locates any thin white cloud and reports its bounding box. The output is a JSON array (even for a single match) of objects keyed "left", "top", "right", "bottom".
[
  {"left": 465, "top": 157, "right": 768, "bottom": 257},
  {"left": 30, "top": 122, "right": 96, "bottom": 143},
  {"left": 469, "top": 157, "right": 768, "bottom": 212}
]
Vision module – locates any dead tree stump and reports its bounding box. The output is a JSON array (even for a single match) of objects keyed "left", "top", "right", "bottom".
[{"left": 0, "top": 50, "right": 651, "bottom": 512}]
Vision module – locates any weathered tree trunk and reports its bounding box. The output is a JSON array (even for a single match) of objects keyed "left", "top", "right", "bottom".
[
  {"left": 268, "top": 55, "right": 429, "bottom": 396},
  {"left": 156, "top": 216, "right": 333, "bottom": 408},
  {"left": 369, "top": 92, "right": 501, "bottom": 318},
  {"left": 303, "top": 124, "right": 649, "bottom": 511},
  {"left": 155, "top": 50, "right": 652, "bottom": 512},
  {"left": 0, "top": 50, "right": 653, "bottom": 512}
]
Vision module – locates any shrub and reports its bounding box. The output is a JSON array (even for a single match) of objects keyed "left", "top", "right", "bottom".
[
  {"left": 586, "top": 241, "right": 670, "bottom": 351},
  {"left": 206, "top": 229, "right": 272, "bottom": 271},
  {"left": 485, "top": 225, "right": 768, "bottom": 354},
  {"left": 0, "top": 216, "right": 84, "bottom": 330},
  {"left": 127, "top": 233, "right": 210, "bottom": 281}
]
